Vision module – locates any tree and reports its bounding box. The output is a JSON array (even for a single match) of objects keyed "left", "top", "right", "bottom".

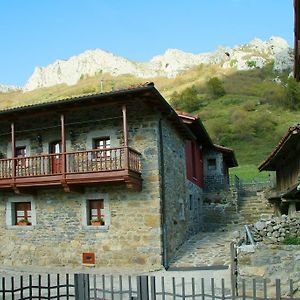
[{"left": 207, "top": 77, "right": 226, "bottom": 98}]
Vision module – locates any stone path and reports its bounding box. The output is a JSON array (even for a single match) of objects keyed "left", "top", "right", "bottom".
[{"left": 169, "top": 227, "right": 241, "bottom": 269}]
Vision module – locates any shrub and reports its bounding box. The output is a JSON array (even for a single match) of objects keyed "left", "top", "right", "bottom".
[
  {"left": 282, "top": 235, "right": 300, "bottom": 245},
  {"left": 207, "top": 77, "right": 226, "bottom": 98}
]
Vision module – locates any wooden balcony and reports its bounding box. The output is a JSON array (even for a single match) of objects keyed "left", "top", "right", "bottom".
[{"left": 0, "top": 147, "right": 142, "bottom": 192}]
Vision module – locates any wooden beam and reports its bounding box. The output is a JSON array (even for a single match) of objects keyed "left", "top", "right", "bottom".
[
  {"left": 122, "top": 105, "right": 129, "bottom": 171},
  {"left": 11, "top": 123, "right": 16, "bottom": 181},
  {"left": 61, "top": 114, "right": 66, "bottom": 179}
]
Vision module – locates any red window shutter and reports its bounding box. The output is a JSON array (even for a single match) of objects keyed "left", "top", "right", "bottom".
[
  {"left": 185, "top": 141, "right": 193, "bottom": 180},
  {"left": 198, "top": 148, "right": 204, "bottom": 187}
]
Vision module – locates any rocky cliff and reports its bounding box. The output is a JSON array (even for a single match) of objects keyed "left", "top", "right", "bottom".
[
  {"left": 0, "top": 84, "right": 20, "bottom": 93},
  {"left": 16, "top": 36, "right": 294, "bottom": 91}
]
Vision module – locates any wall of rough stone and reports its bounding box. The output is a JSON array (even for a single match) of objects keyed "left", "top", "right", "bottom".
[
  {"left": 203, "top": 150, "right": 229, "bottom": 192},
  {"left": 0, "top": 103, "right": 164, "bottom": 270},
  {"left": 159, "top": 119, "right": 203, "bottom": 264},
  {"left": 238, "top": 244, "right": 300, "bottom": 296}
]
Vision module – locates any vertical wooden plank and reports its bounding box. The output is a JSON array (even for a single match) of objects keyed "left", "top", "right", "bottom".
[
  {"left": 11, "top": 277, "right": 14, "bottom": 300},
  {"left": 102, "top": 275, "right": 106, "bottom": 300},
  {"left": 122, "top": 105, "right": 129, "bottom": 171},
  {"left": 48, "top": 274, "right": 51, "bottom": 300},
  {"left": 20, "top": 276, "right": 24, "bottom": 300},
  {"left": 263, "top": 278, "right": 267, "bottom": 300},
  {"left": 211, "top": 278, "right": 215, "bottom": 300},
  {"left": 191, "top": 278, "right": 195, "bottom": 300},
  {"left": 162, "top": 277, "right": 165, "bottom": 300},
  {"left": 93, "top": 275, "right": 97, "bottom": 300},
  {"left": 110, "top": 275, "right": 114, "bottom": 300},
  {"left": 119, "top": 275, "right": 123, "bottom": 300},
  {"left": 2, "top": 277, "right": 6, "bottom": 300},
  {"left": 221, "top": 279, "right": 225, "bottom": 300},
  {"left": 242, "top": 279, "right": 246, "bottom": 300},
  {"left": 57, "top": 274, "right": 60, "bottom": 298},
  {"left": 29, "top": 275, "right": 32, "bottom": 300},
  {"left": 253, "top": 279, "right": 256, "bottom": 300},
  {"left": 201, "top": 278, "right": 205, "bottom": 300},
  {"left": 150, "top": 276, "right": 156, "bottom": 300},
  {"left": 276, "top": 279, "right": 281, "bottom": 300},
  {"left": 61, "top": 114, "right": 66, "bottom": 178},
  {"left": 38, "top": 275, "right": 42, "bottom": 300},
  {"left": 128, "top": 276, "right": 132, "bottom": 300},
  {"left": 182, "top": 278, "right": 185, "bottom": 300},
  {"left": 172, "top": 277, "right": 176, "bottom": 300},
  {"left": 66, "top": 273, "right": 70, "bottom": 300},
  {"left": 11, "top": 122, "right": 16, "bottom": 181}
]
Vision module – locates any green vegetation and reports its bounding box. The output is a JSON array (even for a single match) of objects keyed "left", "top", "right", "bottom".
[
  {"left": 282, "top": 235, "right": 300, "bottom": 245},
  {"left": 0, "top": 62, "right": 298, "bottom": 181}
]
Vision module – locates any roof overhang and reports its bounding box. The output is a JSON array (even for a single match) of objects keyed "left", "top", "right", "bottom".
[{"left": 258, "top": 125, "right": 300, "bottom": 171}]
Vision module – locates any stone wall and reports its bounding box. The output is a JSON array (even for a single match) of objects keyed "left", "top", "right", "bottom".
[
  {"left": 159, "top": 119, "right": 203, "bottom": 264},
  {"left": 0, "top": 103, "right": 164, "bottom": 270},
  {"left": 203, "top": 150, "right": 229, "bottom": 192},
  {"left": 238, "top": 244, "right": 300, "bottom": 296}
]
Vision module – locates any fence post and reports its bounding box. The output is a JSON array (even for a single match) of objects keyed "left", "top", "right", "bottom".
[
  {"left": 230, "top": 242, "right": 238, "bottom": 298},
  {"left": 74, "top": 274, "right": 90, "bottom": 300},
  {"left": 137, "top": 276, "right": 149, "bottom": 300}
]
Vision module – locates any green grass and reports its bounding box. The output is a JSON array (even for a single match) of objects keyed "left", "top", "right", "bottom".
[{"left": 229, "top": 165, "right": 271, "bottom": 181}]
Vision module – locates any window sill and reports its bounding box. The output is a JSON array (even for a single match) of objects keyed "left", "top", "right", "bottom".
[
  {"left": 82, "top": 225, "right": 109, "bottom": 231},
  {"left": 6, "top": 225, "right": 34, "bottom": 230}
]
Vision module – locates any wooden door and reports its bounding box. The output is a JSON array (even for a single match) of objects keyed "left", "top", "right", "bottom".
[{"left": 49, "top": 141, "right": 62, "bottom": 174}]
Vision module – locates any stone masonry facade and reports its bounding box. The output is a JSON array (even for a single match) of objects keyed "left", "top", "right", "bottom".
[{"left": 0, "top": 100, "right": 203, "bottom": 270}]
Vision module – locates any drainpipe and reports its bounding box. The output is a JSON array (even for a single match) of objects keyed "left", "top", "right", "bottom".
[{"left": 158, "top": 119, "right": 168, "bottom": 268}]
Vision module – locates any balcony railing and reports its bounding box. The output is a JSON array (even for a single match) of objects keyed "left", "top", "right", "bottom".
[{"left": 0, "top": 147, "right": 141, "bottom": 190}]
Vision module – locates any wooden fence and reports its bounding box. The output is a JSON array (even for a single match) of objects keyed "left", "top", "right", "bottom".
[{"left": 0, "top": 273, "right": 299, "bottom": 300}]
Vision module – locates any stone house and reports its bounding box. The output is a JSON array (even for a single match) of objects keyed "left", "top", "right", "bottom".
[
  {"left": 258, "top": 124, "right": 300, "bottom": 216},
  {"left": 0, "top": 82, "right": 236, "bottom": 270},
  {"left": 177, "top": 112, "right": 237, "bottom": 193}
]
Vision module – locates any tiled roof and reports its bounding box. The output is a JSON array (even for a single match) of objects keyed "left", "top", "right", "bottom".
[
  {"left": 258, "top": 124, "right": 300, "bottom": 171},
  {"left": 0, "top": 82, "right": 154, "bottom": 114}
]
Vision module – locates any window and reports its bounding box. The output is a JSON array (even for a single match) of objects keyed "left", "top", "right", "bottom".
[
  {"left": 93, "top": 137, "right": 111, "bottom": 157},
  {"left": 16, "top": 146, "right": 26, "bottom": 166},
  {"left": 208, "top": 158, "right": 217, "bottom": 171},
  {"left": 185, "top": 140, "right": 204, "bottom": 187},
  {"left": 15, "top": 202, "right": 32, "bottom": 226},
  {"left": 88, "top": 199, "right": 105, "bottom": 226},
  {"left": 189, "top": 195, "right": 193, "bottom": 210},
  {"left": 179, "top": 200, "right": 185, "bottom": 221}
]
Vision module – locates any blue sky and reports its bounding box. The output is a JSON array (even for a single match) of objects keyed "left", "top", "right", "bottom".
[{"left": 0, "top": 0, "right": 293, "bottom": 86}]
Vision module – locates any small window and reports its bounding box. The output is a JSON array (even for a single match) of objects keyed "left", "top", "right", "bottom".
[
  {"left": 179, "top": 201, "right": 185, "bottom": 221},
  {"left": 88, "top": 199, "right": 105, "bottom": 226},
  {"left": 208, "top": 158, "right": 217, "bottom": 171},
  {"left": 93, "top": 137, "right": 111, "bottom": 157},
  {"left": 189, "top": 195, "right": 193, "bottom": 210},
  {"left": 16, "top": 146, "right": 26, "bottom": 157},
  {"left": 15, "top": 202, "right": 32, "bottom": 226}
]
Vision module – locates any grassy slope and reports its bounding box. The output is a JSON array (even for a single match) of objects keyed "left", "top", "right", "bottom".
[{"left": 0, "top": 64, "right": 296, "bottom": 180}]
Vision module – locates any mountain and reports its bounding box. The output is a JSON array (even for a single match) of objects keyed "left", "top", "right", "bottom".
[
  {"left": 0, "top": 84, "right": 20, "bottom": 93},
  {"left": 23, "top": 36, "right": 293, "bottom": 91}
]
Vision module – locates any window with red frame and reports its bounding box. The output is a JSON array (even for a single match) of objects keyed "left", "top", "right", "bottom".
[
  {"left": 88, "top": 199, "right": 105, "bottom": 225},
  {"left": 185, "top": 140, "right": 203, "bottom": 187},
  {"left": 93, "top": 137, "right": 111, "bottom": 157},
  {"left": 15, "top": 202, "right": 32, "bottom": 226}
]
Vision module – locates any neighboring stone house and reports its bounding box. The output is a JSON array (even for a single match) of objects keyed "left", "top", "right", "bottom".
[
  {"left": 258, "top": 124, "right": 300, "bottom": 216},
  {"left": 177, "top": 112, "right": 237, "bottom": 193},
  {"left": 0, "top": 83, "right": 237, "bottom": 270}
]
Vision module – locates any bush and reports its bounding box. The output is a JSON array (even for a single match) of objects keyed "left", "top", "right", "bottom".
[
  {"left": 282, "top": 235, "right": 300, "bottom": 245},
  {"left": 207, "top": 77, "right": 226, "bottom": 98},
  {"left": 169, "top": 85, "right": 206, "bottom": 113}
]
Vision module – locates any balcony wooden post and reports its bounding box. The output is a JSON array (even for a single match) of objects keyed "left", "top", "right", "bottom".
[
  {"left": 122, "top": 105, "right": 129, "bottom": 170},
  {"left": 11, "top": 122, "right": 16, "bottom": 180},
  {"left": 61, "top": 114, "right": 66, "bottom": 178}
]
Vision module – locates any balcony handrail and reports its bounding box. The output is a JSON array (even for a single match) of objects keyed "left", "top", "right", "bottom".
[{"left": 0, "top": 146, "right": 141, "bottom": 180}]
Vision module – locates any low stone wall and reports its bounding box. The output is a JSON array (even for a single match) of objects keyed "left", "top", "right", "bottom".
[
  {"left": 238, "top": 244, "right": 300, "bottom": 296},
  {"left": 249, "top": 214, "right": 300, "bottom": 243}
]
